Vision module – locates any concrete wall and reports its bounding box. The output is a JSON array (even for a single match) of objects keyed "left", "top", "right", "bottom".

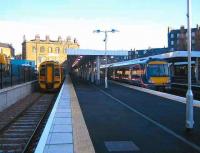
[{"left": 0, "top": 81, "right": 37, "bottom": 112}]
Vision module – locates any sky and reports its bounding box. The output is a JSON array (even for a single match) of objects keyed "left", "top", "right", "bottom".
[{"left": 0, "top": 0, "right": 199, "bottom": 54}]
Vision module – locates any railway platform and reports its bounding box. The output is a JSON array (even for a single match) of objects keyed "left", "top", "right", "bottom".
[
  {"left": 36, "top": 76, "right": 200, "bottom": 153},
  {"left": 35, "top": 76, "right": 95, "bottom": 153},
  {"left": 71, "top": 77, "right": 200, "bottom": 153}
]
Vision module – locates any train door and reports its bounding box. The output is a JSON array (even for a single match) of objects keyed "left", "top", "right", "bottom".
[{"left": 46, "top": 64, "right": 54, "bottom": 89}]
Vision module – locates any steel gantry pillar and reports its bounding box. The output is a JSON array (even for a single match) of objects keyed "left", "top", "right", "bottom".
[
  {"left": 96, "top": 56, "right": 100, "bottom": 85},
  {"left": 185, "top": 0, "right": 194, "bottom": 130},
  {"left": 195, "top": 58, "right": 199, "bottom": 83},
  {"left": 91, "top": 68, "right": 95, "bottom": 83},
  {"left": 90, "top": 62, "right": 95, "bottom": 83},
  {"left": 84, "top": 65, "right": 87, "bottom": 80},
  {"left": 81, "top": 66, "right": 84, "bottom": 79},
  {"left": 87, "top": 63, "right": 90, "bottom": 81}
]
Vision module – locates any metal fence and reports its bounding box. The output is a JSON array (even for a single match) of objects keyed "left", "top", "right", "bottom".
[{"left": 0, "top": 63, "right": 37, "bottom": 89}]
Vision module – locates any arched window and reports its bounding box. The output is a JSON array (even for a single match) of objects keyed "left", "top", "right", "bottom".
[
  {"left": 32, "top": 46, "right": 36, "bottom": 53},
  {"left": 48, "top": 47, "right": 52, "bottom": 53},
  {"left": 55, "top": 47, "right": 60, "bottom": 54},
  {"left": 40, "top": 46, "right": 45, "bottom": 53}
]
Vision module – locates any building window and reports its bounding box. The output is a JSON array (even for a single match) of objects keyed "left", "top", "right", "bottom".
[
  {"left": 171, "top": 41, "right": 174, "bottom": 45},
  {"left": 192, "top": 39, "right": 195, "bottom": 44},
  {"left": 192, "top": 32, "right": 195, "bottom": 37},
  {"left": 177, "top": 33, "right": 180, "bottom": 38},
  {"left": 55, "top": 47, "right": 60, "bottom": 54},
  {"left": 48, "top": 47, "right": 52, "bottom": 53},
  {"left": 32, "top": 47, "right": 36, "bottom": 53},
  {"left": 171, "top": 33, "right": 174, "bottom": 38},
  {"left": 40, "top": 46, "right": 45, "bottom": 53},
  {"left": 177, "top": 40, "right": 179, "bottom": 45}
]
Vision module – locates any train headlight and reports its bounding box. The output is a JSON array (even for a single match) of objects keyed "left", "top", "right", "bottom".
[
  {"left": 167, "top": 78, "right": 171, "bottom": 83},
  {"left": 148, "top": 79, "right": 153, "bottom": 83}
]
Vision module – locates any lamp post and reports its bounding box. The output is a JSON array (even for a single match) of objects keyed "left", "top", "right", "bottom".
[
  {"left": 35, "top": 42, "right": 38, "bottom": 70},
  {"left": 186, "top": 0, "right": 194, "bottom": 130},
  {"left": 93, "top": 29, "right": 119, "bottom": 88}
]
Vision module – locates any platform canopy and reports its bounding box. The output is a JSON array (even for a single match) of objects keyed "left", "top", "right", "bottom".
[
  {"left": 100, "top": 51, "right": 200, "bottom": 68},
  {"left": 67, "top": 49, "right": 129, "bottom": 56},
  {"left": 151, "top": 51, "right": 200, "bottom": 59}
]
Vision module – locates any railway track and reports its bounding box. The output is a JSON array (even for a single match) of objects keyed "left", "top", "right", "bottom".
[
  {"left": 169, "top": 83, "right": 200, "bottom": 100},
  {"left": 0, "top": 93, "right": 56, "bottom": 153}
]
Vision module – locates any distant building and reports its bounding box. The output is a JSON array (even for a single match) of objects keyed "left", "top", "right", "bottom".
[
  {"left": 14, "top": 54, "right": 22, "bottom": 59},
  {"left": 22, "top": 35, "right": 80, "bottom": 68},
  {"left": 0, "top": 42, "right": 15, "bottom": 58},
  {"left": 128, "top": 47, "right": 169, "bottom": 60},
  {"left": 168, "top": 25, "right": 200, "bottom": 51}
]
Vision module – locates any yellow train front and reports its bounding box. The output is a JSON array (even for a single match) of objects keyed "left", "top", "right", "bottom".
[
  {"left": 38, "top": 61, "right": 64, "bottom": 92},
  {"left": 145, "top": 59, "right": 171, "bottom": 90}
]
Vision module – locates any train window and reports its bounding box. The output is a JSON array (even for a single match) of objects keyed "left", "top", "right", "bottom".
[
  {"left": 117, "top": 70, "right": 122, "bottom": 74},
  {"left": 54, "top": 68, "right": 60, "bottom": 76},
  {"left": 40, "top": 68, "right": 45, "bottom": 76},
  {"left": 132, "top": 70, "right": 141, "bottom": 76},
  {"left": 147, "top": 64, "right": 169, "bottom": 77},
  {"left": 125, "top": 70, "right": 130, "bottom": 75}
]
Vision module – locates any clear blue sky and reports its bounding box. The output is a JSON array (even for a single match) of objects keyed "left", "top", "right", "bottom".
[{"left": 1, "top": 0, "right": 199, "bottom": 27}]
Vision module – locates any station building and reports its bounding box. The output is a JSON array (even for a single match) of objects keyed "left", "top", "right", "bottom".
[
  {"left": 128, "top": 47, "right": 169, "bottom": 60},
  {"left": 22, "top": 35, "right": 80, "bottom": 68},
  {"left": 168, "top": 25, "right": 200, "bottom": 51},
  {"left": 0, "top": 42, "right": 15, "bottom": 58}
]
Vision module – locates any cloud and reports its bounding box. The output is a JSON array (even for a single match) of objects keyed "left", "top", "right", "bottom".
[{"left": 0, "top": 19, "right": 167, "bottom": 54}]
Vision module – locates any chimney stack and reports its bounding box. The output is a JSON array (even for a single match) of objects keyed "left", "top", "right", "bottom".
[
  {"left": 23, "top": 35, "right": 26, "bottom": 42},
  {"left": 180, "top": 26, "right": 185, "bottom": 31},
  {"left": 58, "top": 36, "right": 62, "bottom": 42},
  {"left": 66, "top": 36, "right": 71, "bottom": 42},
  {"left": 74, "top": 38, "right": 77, "bottom": 43},
  {"left": 35, "top": 34, "right": 40, "bottom": 41},
  {"left": 46, "top": 35, "right": 50, "bottom": 41}
]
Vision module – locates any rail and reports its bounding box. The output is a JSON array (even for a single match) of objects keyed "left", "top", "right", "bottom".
[{"left": 22, "top": 93, "right": 57, "bottom": 153}]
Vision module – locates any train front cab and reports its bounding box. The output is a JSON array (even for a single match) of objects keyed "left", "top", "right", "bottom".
[
  {"left": 39, "top": 62, "right": 62, "bottom": 92},
  {"left": 146, "top": 60, "right": 171, "bottom": 90}
]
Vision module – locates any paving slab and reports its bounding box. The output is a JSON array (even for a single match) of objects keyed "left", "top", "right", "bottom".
[
  {"left": 47, "top": 132, "right": 73, "bottom": 144},
  {"left": 43, "top": 144, "right": 73, "bottom": 153}
]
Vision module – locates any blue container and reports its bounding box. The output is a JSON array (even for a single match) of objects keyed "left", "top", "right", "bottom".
[{"left": 11, "top": 59, "right": 35, "bottom": 77}]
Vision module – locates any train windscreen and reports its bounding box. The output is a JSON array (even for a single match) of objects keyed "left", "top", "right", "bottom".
[
  {"left": 54, "top": 68, "right": 60, "bottom": 76},
  {"left": 39, "top": 67, "right": 45, "bottom": 76},
  {"left": 147, "top": 64, "right": 169, "bottom": 77}
]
